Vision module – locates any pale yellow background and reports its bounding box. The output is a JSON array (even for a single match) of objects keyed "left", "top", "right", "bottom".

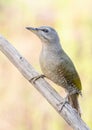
[{"left": 0, "top": 0, "right": 92, "bottom": 130}]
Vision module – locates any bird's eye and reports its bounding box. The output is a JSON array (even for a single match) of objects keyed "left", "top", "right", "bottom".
[{"left": 42, "top": 29, "right": 49, "bottom": 33}]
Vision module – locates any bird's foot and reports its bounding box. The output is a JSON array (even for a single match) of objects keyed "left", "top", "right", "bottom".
[
  {"left": 29, "top": 74, "right": 45, "bottom": 84},
  {"left": 57, "top": 96, "right": 69, "bottom": 112}
]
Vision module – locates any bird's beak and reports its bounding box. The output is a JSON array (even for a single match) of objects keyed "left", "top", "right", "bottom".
[{"left": 26, "top": 27, "right": 39, "bottom": 34}]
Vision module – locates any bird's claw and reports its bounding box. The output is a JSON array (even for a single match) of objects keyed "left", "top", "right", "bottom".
[
  {"left": 57, "top": 98, "right": 69, "bottom": 112},
  {"left": 29, "top": 74, "right": 45, "bottom": 84}
]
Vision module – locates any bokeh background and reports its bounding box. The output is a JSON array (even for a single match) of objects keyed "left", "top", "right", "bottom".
[{"left": 0, "top": 0, "right": 92, "bottom": 130}]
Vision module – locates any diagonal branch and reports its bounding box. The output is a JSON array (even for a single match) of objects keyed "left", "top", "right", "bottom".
[{"left": 0, "top": 35, "right": 90, "bottom": 130}]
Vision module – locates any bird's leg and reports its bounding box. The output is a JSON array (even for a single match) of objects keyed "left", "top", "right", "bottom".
[
  {"left": 57, "top": 95, "right": 69, "bottom": 112},
  {"left": 57, "top": 89, "right": 78, "bottom": 112},
  {"left": 29, "top": 74, "right": 45, "bottom": 84}
]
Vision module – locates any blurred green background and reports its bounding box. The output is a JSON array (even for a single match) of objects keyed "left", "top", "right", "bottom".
[{"left": 0, "top": 0, "right": 92, "bottom": 130}]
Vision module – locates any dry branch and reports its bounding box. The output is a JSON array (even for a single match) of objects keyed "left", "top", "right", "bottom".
[{"left": 0, "top": 35, "right": 90, "bottom": 130}]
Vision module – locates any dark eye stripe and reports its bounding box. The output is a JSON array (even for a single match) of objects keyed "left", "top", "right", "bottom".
[{"left": 42, "top": 29, "right": 49, "bottom": 33}]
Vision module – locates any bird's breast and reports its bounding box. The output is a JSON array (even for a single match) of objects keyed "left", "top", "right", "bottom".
[
  {"left": 40, "top": 51, "right": 57, "bottom": 76},
  {"left": 39, "top": 51, "right": 67, "bottom": 87}
]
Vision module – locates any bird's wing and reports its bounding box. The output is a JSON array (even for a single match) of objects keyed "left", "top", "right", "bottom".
[{"left": 58, "top": 54, "right": 82, "bottom": 91}]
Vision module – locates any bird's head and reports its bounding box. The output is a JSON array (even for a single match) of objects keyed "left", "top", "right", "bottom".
[{"left": 26, "top": 26, "right": 60, "bottom": 43}]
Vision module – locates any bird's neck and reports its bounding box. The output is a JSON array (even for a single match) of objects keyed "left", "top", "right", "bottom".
[{"left": 41, "top": 41, "right": 62, "bottom": 54}]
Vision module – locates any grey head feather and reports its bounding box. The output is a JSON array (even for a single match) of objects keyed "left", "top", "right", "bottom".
[{"left": 26, "top": 26, "right": 62, "bottom": 51}]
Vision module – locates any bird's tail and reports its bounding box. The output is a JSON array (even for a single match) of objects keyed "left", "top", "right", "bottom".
[{"left": 68, "top": 94, "right": 81, "bottom": 116}]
